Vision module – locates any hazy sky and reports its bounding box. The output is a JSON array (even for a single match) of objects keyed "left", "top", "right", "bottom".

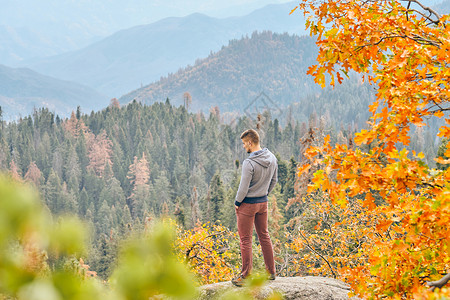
[
  {"left": 1, "top": 0, "right": 442, "bottom": 34},
  {"left": 1, "top": 0, "right": 294, "bottom": 28},
  {"left": 151, "top": 0, "right": 293, "bottom": 16}
]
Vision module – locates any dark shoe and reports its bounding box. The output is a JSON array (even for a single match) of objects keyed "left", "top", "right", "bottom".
[
  {"left": 231, "top": 275, "right": 246, "bottom": 287},
  {"left": 268, "top": 273, "right": 276, "bottom": 280}
]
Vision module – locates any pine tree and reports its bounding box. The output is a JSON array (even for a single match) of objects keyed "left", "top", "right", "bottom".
[
  {"left": 269, "top": 195, "right": 284, "bottom": 239},
  {"left": 109, "top": 98, "right": 120, "bottom": 109},
  {"left": 127, "top": 153, "right": 150, "bottom": 190},
  {"left": 24, "top": 161, "right": 42, "bottom": 186},
  {"left": 209, "top": 172, "right": 225, "bottom": 224},
  {"left": 76, "top": 132, "right": 89, "bottom": 173},
  {"left": 65, "top": 146, "right": 82, "bottom": 191},
  {"left": 190, "top": 186, "right": 200, "bottom": 227},
  {"left": 103, "top": 161, "right": 114, "bottom": 181},
  {"left": 130, "top": 185, "right": 150, "bottom": 220},
  {"left": 221, "top": 172, "right": 240, "bottom": 230},
  {"left": 174, "top": 197, "right": 185, "bottom": 226},
  {"left": 151, "top": 172, "right": 171, "bottom": 215},
  {"left": 161, "top": 202, "right": 170, "bottom": 217},
  {"left": 52, "top": 147, "right": 64, "bottom": 179},
  {"left": 78, "top": 188, "right": 89, "bottom": 217},
  {"left": 0, "top": 145, "right": 6, "bottom": 170},
  {"left": 183, "top": 92, "right": 192, "bottom": 111},
  {"left": 64, "top": 111, "right": 78, "bottom": 137},
  {"left": 100, "top": 175, "right": 126, "bottom": 208},
  {"left": 92, "top": 236, "right": 118, "bottom": 280},
  {"left": 9, "top": 159, "right": 22, "bottom": 181},
  {"left": 87, "top": 130, "right": 113, "bottom": 177},
  {"left": 121, "top": 205, "right": 133, "bottom": 230},
  {"left": 97, "top": 200, "right": 113, "bottom": 235},
  {"left": 276, "top": 155, "right": 288, "bottom": 193},
  {"left": 44, "top": 171, "right": 61, "bottom": 214},
  {"left": 60, "top": 182, "right": 78, "bottom": 214},
  {"left": 64, "top": 110, "right": 91, "bottom": 139},
  {"left": 203, "top": 189, "right": 212, "bottom": 223},
  {"left": 127, "top": 153, "right": 151, "bottom": 219},
  {"left": 283, "top": 157, "right": 298, "bottom": 220},
  {"left": 83, "top": 171, "right": 104, "bottom": 213}
]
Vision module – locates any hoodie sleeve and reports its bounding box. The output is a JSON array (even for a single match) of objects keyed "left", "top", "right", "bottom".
[
  {"left": 268, "top": 161, "right": 278, "bottom": 194},
  {"left": 235, "top": 160, "right": 254, "bottom": 206}
]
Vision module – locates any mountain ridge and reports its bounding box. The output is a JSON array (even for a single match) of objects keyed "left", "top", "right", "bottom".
[
  {"left": 0, "top": 64, "right": 108, "bottom": 120},
  {"left": 119, "top": 31, "right": 319, "bottom": 113},
  {"left": 21, "top": 2, "right": 307, "bottom": 98}
]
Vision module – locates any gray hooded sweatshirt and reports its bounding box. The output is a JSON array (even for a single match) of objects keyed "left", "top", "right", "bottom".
[{"left": 235, "top": 148, "right": 278, "bottom": 206}]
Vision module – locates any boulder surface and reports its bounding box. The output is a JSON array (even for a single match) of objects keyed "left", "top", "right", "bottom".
[{"left": 199, "top": 276, "right": 359, "bottom": 299}]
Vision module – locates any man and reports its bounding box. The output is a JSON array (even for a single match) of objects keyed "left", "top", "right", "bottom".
[{"left": 232, "top": 129, "right": 277, "bottom": 287}]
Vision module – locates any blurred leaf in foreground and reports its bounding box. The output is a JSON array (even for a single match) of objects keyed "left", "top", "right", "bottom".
[{"left": 111, "top": 221, "right": 198, "bottom": 300}]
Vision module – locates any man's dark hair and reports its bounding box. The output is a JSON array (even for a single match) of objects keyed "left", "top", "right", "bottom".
[{"left": 240, "top": 129, "right": 260, "bottom": 144}]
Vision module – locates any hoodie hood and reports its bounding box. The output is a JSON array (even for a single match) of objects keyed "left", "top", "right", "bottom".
[{"left": 249, "top": 148, "right": 273, "bottom": 168}]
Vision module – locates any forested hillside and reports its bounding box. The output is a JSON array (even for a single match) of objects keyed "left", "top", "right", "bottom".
[{"left": 120, "top": 31, "right": 319, "bottom": 112}]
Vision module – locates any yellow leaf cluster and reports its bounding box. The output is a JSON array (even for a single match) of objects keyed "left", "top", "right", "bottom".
[{"left": 174, "top": 222, "right": 238, "bottom": 284}]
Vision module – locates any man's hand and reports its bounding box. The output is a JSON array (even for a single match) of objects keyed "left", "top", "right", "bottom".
[{"left": 235, "top": 205, "right": 239, "bottom": 210}]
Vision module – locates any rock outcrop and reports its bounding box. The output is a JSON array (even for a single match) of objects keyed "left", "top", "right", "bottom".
[{"left": 199, "top": 276, "right": 359, "bottom": 300}]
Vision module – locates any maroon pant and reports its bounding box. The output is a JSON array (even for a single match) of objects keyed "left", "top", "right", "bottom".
[{"left": 236, "top": 202, "right": 275, "bottom": 277}]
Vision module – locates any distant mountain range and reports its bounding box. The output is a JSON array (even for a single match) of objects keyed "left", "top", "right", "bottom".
[
  {"left": 0, "top": 0, "right": 293, "bottom": 66},
  {"left": 0, "top": 65, "right": 107, "bottom": 120},
  {"left": 119, "top": 32, "right": 320, "bottom": 114},
  {"left": 19, "top": 0, "right": 449, "bottom": 100},
  {"left": 21, "top": 2, "right": 307, "bottom": 98}
]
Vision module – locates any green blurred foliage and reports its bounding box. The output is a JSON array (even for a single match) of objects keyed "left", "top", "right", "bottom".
[
  {"left": 0, "top": 175, "right": 111, "bottom": 299},
  {"left": 0, "top": 176, "right": 200, "bottom": 300},
  {"left": 48, "top": 217, "right": 88, "bottom": 256},
  {"left": 110, "top": 222, "right": 198, "bottom": 300},
  {"left": 0, "top": 175, "right": 49, "bottom": 296},
  {"left": 0, "top": 175, "right": 48, "bottom": 245}
]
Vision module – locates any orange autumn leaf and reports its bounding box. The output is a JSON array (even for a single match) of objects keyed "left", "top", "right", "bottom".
[
  {"left": 289, "top": 6, "right": 298, "bottom": 15},
  {"left": 297, "top": 163, "right": 311, "bottom": 176}
]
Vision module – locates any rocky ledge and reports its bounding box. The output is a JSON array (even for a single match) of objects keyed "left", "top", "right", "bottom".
[{"left": 199, "top": 276, "right": 359, "bottom": 299}]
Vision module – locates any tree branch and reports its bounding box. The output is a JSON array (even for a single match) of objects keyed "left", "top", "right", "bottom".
[
  {"left": 185, "top": 231, "right": 226, "bottom": 260},
  {"left": 410, "top": 33, "right": 442, "bottom": 47},
  {"left": 427, "top": 273, "right": 450, "bottom": 291},
  {"left": 400, "top": 0, "right": 442, "bottom": 20},
  {"left": 355, "top": 35, "right": 408, "bottom": 51},
  {"left": 298, "top": 230, "right": 337, "bottom": 278}
]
